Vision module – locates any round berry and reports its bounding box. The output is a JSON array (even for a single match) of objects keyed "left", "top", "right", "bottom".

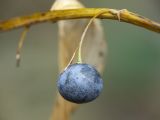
[{"left": 57, "top": 63, "right": 103, "bottom": 104}]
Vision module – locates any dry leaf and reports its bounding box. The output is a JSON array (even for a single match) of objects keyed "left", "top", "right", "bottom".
[{"left": 50, "top": 0, "right": 107, "bottom": 120}]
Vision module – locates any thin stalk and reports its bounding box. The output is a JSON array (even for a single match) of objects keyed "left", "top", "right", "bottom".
[{"left": 77, "top": 10, "right": 109, "bottom": 63}]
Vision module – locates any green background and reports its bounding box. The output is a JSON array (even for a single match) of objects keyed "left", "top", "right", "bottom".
[{"left": 0, "top": 0, "right": 160, "bottom": 120}]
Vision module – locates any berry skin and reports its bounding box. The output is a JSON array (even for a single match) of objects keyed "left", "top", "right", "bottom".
[{"left": 57, "top": 63, "right": 103, "bottom": 104}]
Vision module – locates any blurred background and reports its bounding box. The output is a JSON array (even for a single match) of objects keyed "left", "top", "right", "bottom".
[{"left": 0, "top": 0, "right": 160, "bottom": 120}]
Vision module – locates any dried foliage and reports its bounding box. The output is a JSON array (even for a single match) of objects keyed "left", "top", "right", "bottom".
[{"left": 50, "top": 0, "right": 106, "bottom": 120}]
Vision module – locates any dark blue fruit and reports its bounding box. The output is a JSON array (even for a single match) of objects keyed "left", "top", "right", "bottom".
[{"left": 57, "top": 63, "right": 103, "bottom": 104}]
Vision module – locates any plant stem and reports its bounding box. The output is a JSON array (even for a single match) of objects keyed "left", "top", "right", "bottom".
[
  {"left": 0, "top": 8, "right": 160, "bottom": 33},
  {"left": 77, "top": 10, "right": 109, "bottom": 64}
]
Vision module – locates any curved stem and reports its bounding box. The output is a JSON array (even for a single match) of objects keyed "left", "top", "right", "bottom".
[
  {"left": 16, "top": 26, "right": 29, "bottom": 67},
  {"left": 0, "top": 8, "right": 160, "bottom": 33},
  {"left": 77, "top": 10, "right": 109, "bottom": 63}
]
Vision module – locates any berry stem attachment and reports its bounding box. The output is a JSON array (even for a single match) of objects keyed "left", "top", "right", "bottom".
[
  {"left": 64, "top": 10, "right": 108, "bottom": 70},
  {"left": 64, "top": 47, "right": 78, "bottom": 71},
  {"left": 77, "top": 10, "right": 108, "bottom": 64}
]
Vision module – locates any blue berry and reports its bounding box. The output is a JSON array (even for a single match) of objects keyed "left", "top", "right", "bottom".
[{"left": 57, "top": 63, "right": 103, "bottom": 104}]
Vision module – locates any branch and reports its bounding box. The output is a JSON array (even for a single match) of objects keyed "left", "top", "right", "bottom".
[{"left": 0, "top": 8, "right": 160, "bottom": 33}]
